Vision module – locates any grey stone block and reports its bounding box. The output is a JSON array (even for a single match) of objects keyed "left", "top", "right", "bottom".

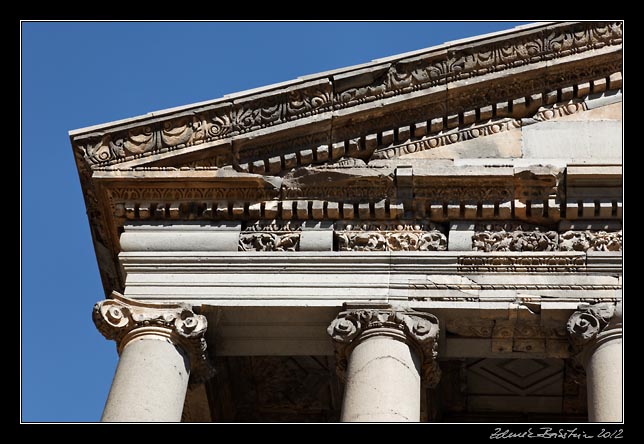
[
  {"left": 522, "top": 121, "right": 622, "bottom": 160},
  {"left": 448, "top": 221, "right": 476, "bottom": 251}
]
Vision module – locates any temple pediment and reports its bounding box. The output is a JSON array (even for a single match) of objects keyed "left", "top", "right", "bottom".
[{"left": 70, "top": 21, "right": 622, "bottom": 295}]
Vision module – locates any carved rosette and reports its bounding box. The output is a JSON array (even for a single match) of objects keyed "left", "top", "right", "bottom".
[
  {"left": 93, "top": 292, "right": 215, "bottom": 382},
  {"left": 327, "top": 308, "right": 441, "bottom": 387}
]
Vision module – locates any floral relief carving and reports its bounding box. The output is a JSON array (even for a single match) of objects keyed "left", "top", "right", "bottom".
[
  {"left": 336, "top": 222, "right": 447, "bottom": 252},
  {"left": 559, "top": 230, "right": 622, "bottom": 252},
  {"left": 238, "top": 232, "right": 300, "bottom": 252},
  {"left": 239, "top": 220, "right": 302, "bottom": 252},
  {"left": 473, "top": 228, "right": 558, "bottom": 252}
]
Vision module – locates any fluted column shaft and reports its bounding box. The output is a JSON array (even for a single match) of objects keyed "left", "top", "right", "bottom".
[
  {"left": 93, "top": 292, "right": 214, "bottom": 422},
  {"left": 328, "top": 307, "right": 441, "bottom": 422}
]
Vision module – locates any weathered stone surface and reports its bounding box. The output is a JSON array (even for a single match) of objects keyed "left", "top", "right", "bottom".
[
  {"left": 399, "top": 129, "right": 522, "bottom": 160},
  {"left": 522, "top": 121, "right": 621, "bottom": 159},
  {"left": 78, "top": 21, "right": 621, "bottom": 423}
]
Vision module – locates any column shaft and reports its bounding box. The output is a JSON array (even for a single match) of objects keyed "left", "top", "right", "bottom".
[
  {"left": 585, "top": 336, "right": 622, "bottom": 422},
  {"left": 567, "top": 302, "right": 622, "bottom": 423},
  {"left": 93, "top": 293, "right": 213, "bottom": 422},
  {"left": 328, "top": 307, "right": 440, "bottom": 423},
  {"left": 341, "top": 330, "right": 421, "bottom": 422},
  {"left": 102, "top": 337, "right": 190, "bottom": 422}
]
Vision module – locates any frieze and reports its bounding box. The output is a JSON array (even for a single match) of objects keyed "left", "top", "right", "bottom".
[
  {"left": 238, "top": 232, "right": 300, "bottom": 252},
  {"left": 473, "top": 223, "right": 558, "bottom": 252},
  {"left": 559, "top": 230, "right": 622, "bottom": 252},
  {"left": 238, "top": 220, "right": 302, "bottom": 251},
  {"left": 336, "top": 222, "right": 447, "bottom": 251}
]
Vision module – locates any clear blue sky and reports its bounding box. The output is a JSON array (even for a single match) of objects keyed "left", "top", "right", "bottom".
[{"left": 21, "top": 21, "right": 530, "bottom": 422}]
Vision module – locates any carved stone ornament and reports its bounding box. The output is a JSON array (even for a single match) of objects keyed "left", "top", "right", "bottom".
[
  {"left": 238, "top": 220, "right": 302, "bottom": 251},
  {"left": 335, "top": 223, "right": 447, "bottom": 252},
  {"left": 238, "top": 232, "right": 300, "bottom": 251},
  {"left": 567, "top": 303, "right": 616, "bottom": 346},
  {"left": 327, "top": 308, "right": 441, "bottom": 387},
  {"left": 473, "top": 224, "right": 558, "bottom": 252},
  {"left": 559, "top": 230, "right": 622, "bottom": 252},
  {"left": 93, "top": 292, "right": 214, "bottom": 382}
]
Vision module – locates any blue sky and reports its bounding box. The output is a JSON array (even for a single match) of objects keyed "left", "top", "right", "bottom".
[{"left": 21, "top": 21, "right": 530, "bottom": 422}]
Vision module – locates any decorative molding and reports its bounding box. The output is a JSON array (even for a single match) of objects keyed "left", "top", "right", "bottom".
[
  {"left": 238, "top": 220, "right": 303, "bottom": 251},
  {"left": 72, "top": 22, "right": 622, "bottom": 172},
  {"left": 559, "top": 230, "right": 622, "bottom": 252},
  {"left": 457, "top": 255, "right": 586, "bottom": 272},
  {"left": 335, "top": 222, "right": 447, "bottom": 252},
  {"left": 410, "top": 282, "right": 621, "bottom": 291},
  {"left": 372, "top": 118, "right": 522, "bottom": 160},
  {"left": 92, "top": 292, "right": 214, "bottom": 382},
  {"left": 70, "top": 22, "right": 623, "bottom": 298},
  {"left": 282, "top": 179, "right": 396, "bottom": 201},
  {"left": 239, "top": 232, "right": 300, "bottom": 251},
  {"left": 334, "top": 22, "right": 621, "bottom": 110},
  {"left": 327, "top": 308, "right": 441, "bottom": 387},
  {"left": 473, "top": 229, "right": 558, "bottom": 252},
  {"left": 473, "top": 225, "right": 621, "bottom": 252},
  {"left": 108, "top": 185, "right": 279, "bottom": 203}
]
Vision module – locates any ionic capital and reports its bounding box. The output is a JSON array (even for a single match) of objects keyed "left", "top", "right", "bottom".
[
  {"left": 327, "top": 307, "right": 441, "bottom": 387},
  {"left": 93, "top": 292, "right": 214, "bottom": 382},
  {"left": 567, "top": 301, "right": 622, "bottom": 367}
]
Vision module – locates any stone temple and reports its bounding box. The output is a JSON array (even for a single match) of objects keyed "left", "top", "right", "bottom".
[{"left": 70, "top": 21, "right": 622, "bottom": 422}]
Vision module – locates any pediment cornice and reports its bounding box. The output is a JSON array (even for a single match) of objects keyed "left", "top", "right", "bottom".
[
  {"left": 71, "top": 21, "right": 622, "bottom": 173},
  {"left": 69, "top": 21, "right": 623, "bottom": 296}
]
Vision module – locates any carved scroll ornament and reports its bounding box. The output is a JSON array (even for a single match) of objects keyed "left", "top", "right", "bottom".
[
  {"left": 93, "top": 292, "right": 214, "bottom": 381},
  {"left": 327, "top": 308, "right": 441, "bottom": 387}
]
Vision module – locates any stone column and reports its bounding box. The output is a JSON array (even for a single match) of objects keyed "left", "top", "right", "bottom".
[
  {"left": 327, "top": 307, "right": 440, "bottom": 422},
  {"left": 93, "top": 292, "right": 214, "bottom": 422},
  {"left": 567, "top": 302, "right": 622, "bottom": 422}
]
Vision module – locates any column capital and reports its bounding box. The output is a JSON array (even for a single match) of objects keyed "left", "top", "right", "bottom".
[
  {"left": 93, "top": 292, "right": 215, "bottom": 382},
  {"left": 567, "top": 301, "right": 622, "bottom": 366},
  {"left": 327, "top": 306, "right": 441, "bottom": 387}
]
